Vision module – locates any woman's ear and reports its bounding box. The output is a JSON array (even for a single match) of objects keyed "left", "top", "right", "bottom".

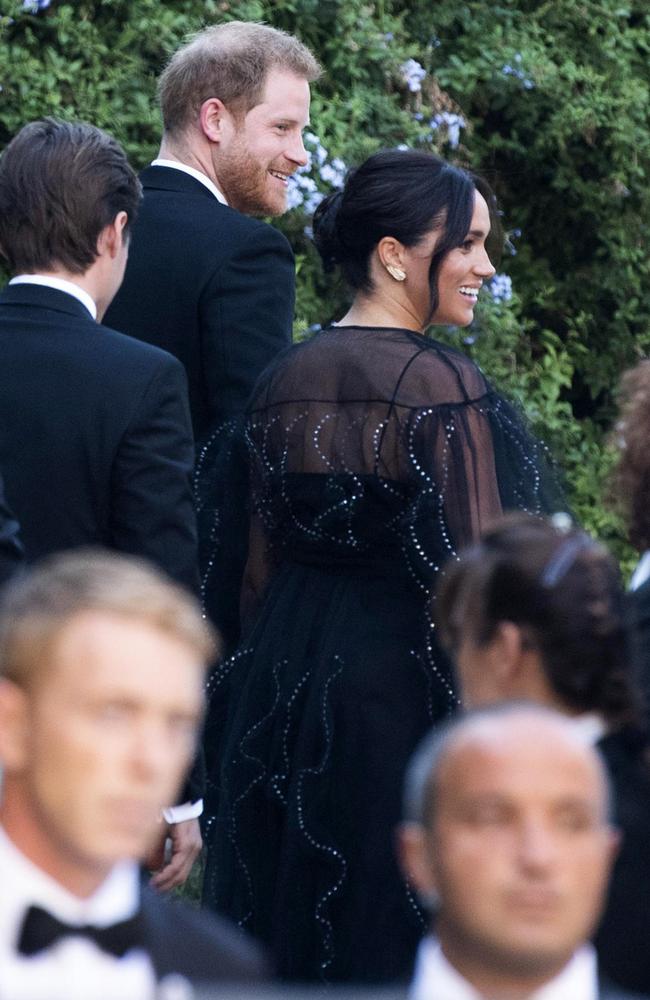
[
  {"left": 487, "top": 621, "right": 527, "bottom": 690},
  {"left": 377, "top": 236, "right": 407, "bottom": 277}
]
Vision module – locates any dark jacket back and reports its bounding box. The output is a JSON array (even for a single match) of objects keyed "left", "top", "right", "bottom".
[{"left": 0, "top": 283, "right": 198, "bottom": 591}]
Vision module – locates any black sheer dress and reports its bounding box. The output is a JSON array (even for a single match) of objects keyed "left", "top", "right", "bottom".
[{"left": 201, "top": 325, "right": 558, "bottom": 983}]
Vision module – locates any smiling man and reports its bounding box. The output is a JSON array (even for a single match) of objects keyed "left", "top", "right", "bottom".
[
  {"left": 398, "top": 704, "right": 646, "bottom": 1000},
  {"left": 105, "top": 20, "right": 320, "bottom": 655},
  {"left": 0, "top": 550, "right": 266, "bottom": 1000}
]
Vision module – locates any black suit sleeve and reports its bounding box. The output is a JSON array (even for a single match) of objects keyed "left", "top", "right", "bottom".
[
  {"left": 200, "top": 222, "right": 294, "bottom": 428},
  {"left": 0, "top": 472, "right": 24, "bottom": 586},
  {"left": 109, "top": 353, "right": 199, "bottom": 594}
]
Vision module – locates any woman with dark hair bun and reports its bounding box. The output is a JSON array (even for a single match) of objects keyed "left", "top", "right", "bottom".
[
  {"left": 437, "top": 512, "right": 650, "bottom": 993},
  {"left": 202, "top": 149, "right": 560, "bottom": 982}
]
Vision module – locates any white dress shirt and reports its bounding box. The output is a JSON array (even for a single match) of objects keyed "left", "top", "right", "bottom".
[
  {"left": 9, "top": 274, "right": 97, "bottom": 320},
  {"left": 630, "top": 550, "right": 650, "bottom": 592},
  {"left": 0, "top": 825, "right": 156, "bottom": 1000},
  {"left": 409, "top": 937, "right": 599, "bottom": 1000},
  {"left": 151, "top": 158, "right": 228, "bottom": 205},
  {"left": 569, "top": 712, "right": 607, "bottom": 748}
]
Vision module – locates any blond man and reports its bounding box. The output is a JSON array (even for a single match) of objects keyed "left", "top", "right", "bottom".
[{"left": 0, "top": 550, "right": 265, "bottom": 1000}]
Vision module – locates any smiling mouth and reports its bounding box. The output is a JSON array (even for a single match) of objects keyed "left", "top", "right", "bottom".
[
  {"left": 459, "top": 285, "right": 480, "bottom": 301},
  {"left": 269, "top": 169, "right": 290, "bottom": 186}
]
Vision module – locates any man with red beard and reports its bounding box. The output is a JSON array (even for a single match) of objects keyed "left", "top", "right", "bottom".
[{"left": 106, "top": 20, "right": 320, "bottom": 654}]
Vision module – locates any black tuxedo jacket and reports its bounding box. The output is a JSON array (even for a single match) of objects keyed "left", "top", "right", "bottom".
[
  {"left": 0, "top": 470, "right": 23, "bottom": 586},
  {"left": 600, "top": 980, "right": 650, "bottom": 1000},
  {"left": 105, "top": 165, "right": 295, "bottom": 445},
  {"left": 0, "top": 283, "right": 198, "bottom": 593},
  {"left": 140, "top": 885, "right": 268, "bottom": 987},
  {"left": 595, "top": 729, "right": 650, "bottom": 994},
  {"left": 105, "top": 165, "right": 295, "bottom": 651},
  {"left": 627, "top": 580, "right": 650, "bottom": 715}
]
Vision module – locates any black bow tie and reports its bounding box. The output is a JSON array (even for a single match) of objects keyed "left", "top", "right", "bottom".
[{"left": 17, "top": 904, "right": 144, "bottom": 958}]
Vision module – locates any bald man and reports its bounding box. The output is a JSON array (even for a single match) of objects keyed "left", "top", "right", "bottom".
[{"left": 398, "top": 704, "right": 647, "bottom": 1000}]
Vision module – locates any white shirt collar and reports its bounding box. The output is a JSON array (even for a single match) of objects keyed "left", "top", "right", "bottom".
[
  {"left": 568, "top": 712, "right": 608, "bottom": 747},
  {"left": 409, "top": 937, "right": 598, "bottom": 1000},
  {"left": 9, "top": 275, "right": 97, "bottom": 320},
  {"left": 0, "top": 823, "right": 140, "bottom": 950},
  {"left": 630, "top": 550, "right": 650, "bottom": 591},
  {"left": 151, "top": 159, "right": 228, "bottom": 205}
]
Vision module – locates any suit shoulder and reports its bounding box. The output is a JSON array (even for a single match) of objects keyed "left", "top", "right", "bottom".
[
  {"left": 140, "top": 186, "right": 291, "bottom": 252},
  {"left": 600, "top": 976, "right": 650, "bottom": 999},
  {"left": 206, "top": 204, "right": 292, "bottom": 256},
  {"left": 97, "top": 323, "right": 185, "bottom": 375},
  {"left": 600, "top": 988, "right": 650, "bottom": 1000},
  {"left": 141, "top": 888, "right": 269, "bottom": 983}
]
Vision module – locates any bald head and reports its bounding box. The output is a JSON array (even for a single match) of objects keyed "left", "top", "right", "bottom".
[
  {"left": 399, "top": 705, "right": 618, "bottom": 994},
  {"left": 404, "top": 703, "right": 610, "bottom": 828}
]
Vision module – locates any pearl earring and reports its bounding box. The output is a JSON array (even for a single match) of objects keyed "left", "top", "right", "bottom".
[{"left": 385, "top": 264, "right": 406, "bottom": 282}]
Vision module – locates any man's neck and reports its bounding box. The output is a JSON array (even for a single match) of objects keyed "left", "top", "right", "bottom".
[
  {"left": 439, "top": 937, "right": 571, "bottom": 1000},
  {"left": 157, "top": 138, "right": 218, "bottom": 187},
  {"left": 16, "top": 270, "right": 99, "bottom": 318},
  {"left": 0, "top": 796, "right": 109, "bottom": 900}
]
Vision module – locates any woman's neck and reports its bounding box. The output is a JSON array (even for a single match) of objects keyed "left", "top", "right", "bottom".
[{"left": 337, "top": 290, "right": 425, "bottom": 332}]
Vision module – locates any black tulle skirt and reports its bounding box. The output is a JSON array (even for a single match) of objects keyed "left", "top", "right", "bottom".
[{"left": 201, "top": 557, "right": 454, "bottom": 983}]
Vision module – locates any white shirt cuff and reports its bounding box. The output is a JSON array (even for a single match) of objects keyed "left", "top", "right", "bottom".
[{"left": 163, "top": 799, "right": 203, "bottom": 824}]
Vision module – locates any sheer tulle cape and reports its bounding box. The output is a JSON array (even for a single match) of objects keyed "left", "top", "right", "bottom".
[{"left": 200, "top": 325, "right": 562, "bottom": 982}]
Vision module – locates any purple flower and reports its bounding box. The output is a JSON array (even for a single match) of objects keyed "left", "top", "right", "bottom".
[
  {"left": 487, "top": 273, "right": 513, "bottom": 303},
  {"left": 501, "top": 59, "right": 534, "bottom": 90},
  {"left": 400, "top": 59, "right": 427, "bottom": 93},
  {"left": 430, "top": 112, "right": 466, "bottom": 150}
]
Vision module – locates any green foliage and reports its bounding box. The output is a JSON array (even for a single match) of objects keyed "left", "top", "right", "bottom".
[{"left": 1, "top": 0, "right": 648, "bottom": 568}]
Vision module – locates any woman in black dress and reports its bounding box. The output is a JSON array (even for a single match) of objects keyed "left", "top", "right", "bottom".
[
  {"left": 201, "top": 150, "right": 558, "bottom": 983},
  {"left": 437, "top": 512, "right": 650, "bottom": 994}
]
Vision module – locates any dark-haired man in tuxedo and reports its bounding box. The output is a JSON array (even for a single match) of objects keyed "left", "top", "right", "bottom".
[
  {"left": 0, "top": 116, "right": 202, "bottom": 887},
  {"left": 0, "top": 550, "right": 267, "bottom": 1000},
  {"left": 398, "top": 704, "right": 648, "bottom": 1000},
  {"left": 105, "top": 20, "right": 320, "bottom": 649}
]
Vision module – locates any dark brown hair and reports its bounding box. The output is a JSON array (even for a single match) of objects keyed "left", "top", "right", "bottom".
[
  {"left": 437, "top": 512, "right": 639, "bottom": 728},
  {"left": 159, "top": 21, "right": 321, "bottom": 136},
  {"left": 0, "top": 118, "right": 141, "bottom": 275},
  {"left": 610, "top": 360, "right": 650, "bottom": 552},
  {"left": 313, "top": 149, "right": 501, "bottom": 322}
]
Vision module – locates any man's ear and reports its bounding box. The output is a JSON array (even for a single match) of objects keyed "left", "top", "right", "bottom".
[
  {"left": 396, "top": 821, "right": 438, "bottom": 905},
  {"left": 0, "top": 678, "right": 30, "bottom": 772},
  {"left": 199, "top": 97, "right": 233, "bottom": 144},
  {"left": 97, "top": 211, "right": 128, "bottom": 260}
]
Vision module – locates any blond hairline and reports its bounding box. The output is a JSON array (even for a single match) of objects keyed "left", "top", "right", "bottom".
[
  {"left": 158, "top": 21, "right": 321, "bottom": 136},
  {"left": 0, "top": 552, "right": 217, "bottom": 688}
]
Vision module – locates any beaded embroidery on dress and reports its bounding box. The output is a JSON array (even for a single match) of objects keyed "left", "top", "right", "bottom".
[{"left": 200, "top": 325, "right": 560, "bottom": 984}]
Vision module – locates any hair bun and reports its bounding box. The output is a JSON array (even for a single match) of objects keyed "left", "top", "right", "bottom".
[{"left": 312, "top": 189, "right": 345, "bottom": 271}]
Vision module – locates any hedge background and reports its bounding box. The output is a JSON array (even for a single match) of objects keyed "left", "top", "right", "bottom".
[{"left": 2, "top": 0, "right": 649, "bottom": 570}]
